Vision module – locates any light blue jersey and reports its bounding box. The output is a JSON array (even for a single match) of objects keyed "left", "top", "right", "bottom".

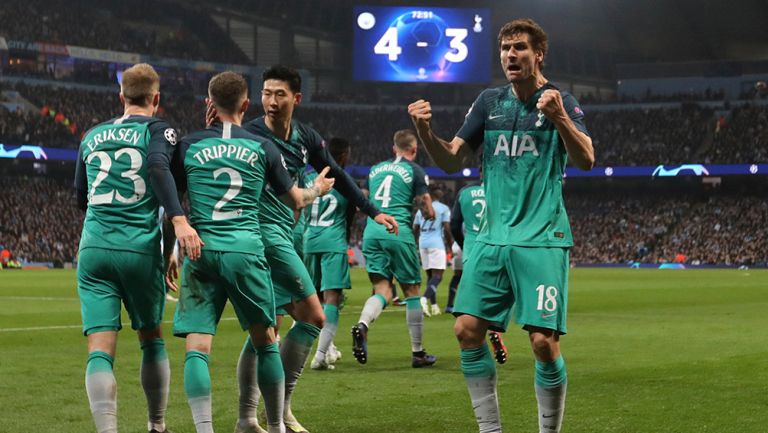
[{"left": 414, "top": 201, "right": 451, "bottom": 249}]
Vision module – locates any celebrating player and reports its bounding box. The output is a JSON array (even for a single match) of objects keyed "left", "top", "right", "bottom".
[
  {"left": 74, "top": 63, "right": 203, "bottom": 433},
  {"left": 351, "top": 129, "right": 438, "bottom": 368},
  {"left": 413, "top": 185, "right": 453, "bottom": 317},
  {"left": 172, "top": 71, "right": 335, "bottom": 433},
  {"left": 450, "top": 174, "right": 508, "bottom": 364},
  {"left": 304, "top": 137, "right": 356, "bottom": 371},
  {"left": 408, "top": 18, "right": 594, "bottom": 433},
  {"left": 215, "top": 65, "right": 399, "bottom": 433}
]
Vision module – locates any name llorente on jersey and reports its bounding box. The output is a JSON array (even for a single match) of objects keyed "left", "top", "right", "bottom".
[
  {"left": 369, "top": 163, "right": 413, "bottom": 183},
  {"left": 85, "top": 127, "right": 141, "bottom": 151},
  {"left": 192, "top": 144, "right": 260, "bottom": 167},
  {"left": 493, "top": 133, "right": 540, "bottom": 157}
]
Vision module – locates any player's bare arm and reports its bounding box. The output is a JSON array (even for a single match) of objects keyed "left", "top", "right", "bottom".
[
  {"left": 537, "top": 89, "right": 594, "bottom": 170},
  {"left": 408, "top": 99, "right": 474, "bottom": 173},
  {"left": 415, "top": 192, "right": 436, "bottom": 220},
  {"left": 442, "top": 221, "right": 454, "bottom": 251},
  {"left": 282, "top": 166, "right": 335, "bottom": 209}
]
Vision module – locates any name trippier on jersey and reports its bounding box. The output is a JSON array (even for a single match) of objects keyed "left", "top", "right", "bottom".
[
  {"left": 192, "top": 144, "right": 259, "bottom": 167},
  {"left": 369, "top": 163, "right": 413, "bottom": 183},
  {"left": 85, "top": 127, "right": 141, "bottom": 152},
  {"left": 493, "top": 133, "right": 540, "bottom": 157}
]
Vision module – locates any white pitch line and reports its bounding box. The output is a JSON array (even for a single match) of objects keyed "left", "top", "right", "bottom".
[{"left": 0, "top": 305, "right": 407, "bottom": 333}]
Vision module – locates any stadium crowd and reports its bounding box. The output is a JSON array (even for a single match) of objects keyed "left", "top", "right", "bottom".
[
  {"left": 0, "top": 176, "right": 81, "bottom": 265},
  {"left": 4, "top": 82, "right": 768, "bottom": 167},
  {"left": 2, "top": 175, "right": 765, "bottom": 268},
  {"left": 0, "top": 0, "right": 248, "bottom": 64}
]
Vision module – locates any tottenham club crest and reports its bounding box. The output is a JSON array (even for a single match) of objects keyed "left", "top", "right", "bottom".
[
  {"left": 164, "top": 128, "right": 177, "bottom": 145},
  {"left": 535, "top": 110, "right": 545, "bottom": 128},
  {"left": 301, "top": 146, "right": 308, "bottom": 164}
]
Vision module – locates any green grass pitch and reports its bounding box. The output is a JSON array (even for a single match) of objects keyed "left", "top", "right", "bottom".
[{"left": 1, "top": 268, "right": 767, "bottom": 432}]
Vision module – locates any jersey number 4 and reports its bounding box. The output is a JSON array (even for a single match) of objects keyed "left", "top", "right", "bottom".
[
  {"left": 373, "top": 175, "right": 393, "bottom": 208},
  {"left": 87, "top": 149, "right": 146, "bottom": 205}
]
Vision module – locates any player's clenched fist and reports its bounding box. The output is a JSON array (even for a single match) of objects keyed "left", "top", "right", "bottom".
[
  {"left": 536, "top": 89, "right": 566, "bottom": 121},
  {"left": 408, "top": 99, "right": 432, "bottom": 129}
]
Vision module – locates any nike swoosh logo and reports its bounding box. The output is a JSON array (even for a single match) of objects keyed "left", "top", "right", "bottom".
[
  {"left": 542, "top": 414, "right": 557, "bottom": 419},
  {"left": 488, "top": 114, "right": 503, "bottom": 120},
  {"left": 541, "top": 313, "right": 555, "bottom": 319}
]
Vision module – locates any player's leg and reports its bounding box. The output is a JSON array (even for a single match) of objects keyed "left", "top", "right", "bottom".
[
  {"left": 510, "top": 247, "right": 570, "bottom": 433},
  {"left": 388, "top": 240, "right": 435, "bottom": 367},
  {"left": 400, "top": 282, "right": 437, "bottom": 367},
  {"left": 184, "top": 334, "right": 215, "bottom": 433},
  {"left": 78, "top": 248, "right": 122, "bottom": 433},
  {"left": 312, "top": 251, "right": 351, "bottom": 368},
  {"left": 453, "top": 243, "right": 513, "bottom": 433},
  {"left": 171, "top": 252, "right": 226, "bottom": 433},
  {"left": 312, "top": 288, "right": 341, "bottom": 370},
  {"left": 268, "top": 243, "right": 324, "bottom": 433},
  {"left": 137, "top": 327, "right": 171, "bottom": 433},
  {"left": 446, "top": 243, "right": 463, "bottom": 313},
  {"left": 85, "top": 331, "right": 119, "bottom": 433},
  {"left": 352, "top": 274, "right": 391, "bottom": 364},
  {"left": 528, "top": 328, "right": 566, "bottom": 433},
  {"left": 446, "top": 269, "right": 461, "bottom": 313},
  {"left": 427, "top": 268, "right": 444, "bottom": 315},
  {"left": 217, "top": 252, "right": 281, "bottom": 433},
  {"left": 122, "top": 252, "right": 172, "bottom": 433},
  {"left": 247, "top": 325, "right": 284, "bottom": 433},
  {"left": 419, "top": 249, "right": 432, "bottom": 316}
]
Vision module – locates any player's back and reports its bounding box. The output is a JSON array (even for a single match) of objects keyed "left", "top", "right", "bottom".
[
  {"left": 363, "top": 156, "right": 428, "bottom": 243},
  {"left": 456, "top": 183, "right": 485, "bottom": 251},
  {"left": 304, "top": 170, "right": 349, "bottom": 254},
  {"left": 78, "top": 114, "right": 172, "bottom": 255},
  {"left": 182, "top": 122, "right": 274, "bottom": 254}
]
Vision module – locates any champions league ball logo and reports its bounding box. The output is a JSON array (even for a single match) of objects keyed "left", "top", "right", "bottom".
[{"left": 388, "top": 13, "right": 451, "bottom": 79}]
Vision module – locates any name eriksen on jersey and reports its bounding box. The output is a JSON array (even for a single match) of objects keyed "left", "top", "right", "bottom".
[
  {"left": 86, "top": 127, "right": 141, "bottom": 151},
  {"left": 493, "top": 133, "right": 540, "bottom": 157},
  {"left": 193, "top": 144, "right": 259, "bottom": 167},
  {"left": 369, "top": 163, "right": 412, "bottom": 183}
]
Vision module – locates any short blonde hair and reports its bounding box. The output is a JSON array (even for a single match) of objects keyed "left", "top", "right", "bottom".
[
  {"left": 121, "top": 63, "right": 160, "bottom": 106},
  {"left": 209, "top": 71, "right": 248, "bottom": 115},
  {"left": 393, "top": 129, "right": 417, "bottom": 151}
]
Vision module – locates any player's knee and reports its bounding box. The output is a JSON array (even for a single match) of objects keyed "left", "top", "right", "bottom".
[
  {"left": 529, "top": 331, "right": 558, "bottom": 361},
  {"left": 453, "top": 319, "right": 484, "bottom": 347},
  {"left": 137, "top": 326, "right": 162, "bottom": 342}
]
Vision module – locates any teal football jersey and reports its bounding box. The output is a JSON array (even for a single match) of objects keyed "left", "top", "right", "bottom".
[
  {"left": 304, "top": 170, "right": 350, "bottom": 254},
  {"left": 363, "top": 156, "right": 428, "bottom": 243},
  {"left": 180, "top": 122, "right": 293, "bottom": 254},
  {"left": 456, "top": 83, "right": 589, "bottom": 247},
  {"left": 77, "top": 115, "right": 175, "bottom": 255}
]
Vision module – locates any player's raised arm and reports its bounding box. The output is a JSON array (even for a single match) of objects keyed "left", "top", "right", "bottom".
[
  {"left": 537, "top": 90, "right": 594, "bottom": 170},
  {"left": 408, "top": 99, "right": 475, "bottom": 173}
]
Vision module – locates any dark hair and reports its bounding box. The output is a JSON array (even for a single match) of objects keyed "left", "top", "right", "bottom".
[
  {"left": 428, "top": 184, "right": 444, "bottom": 200},
  {"left": 498, "top": 18, "right": 548, "bottom": 60},
  {"left": 328, "top": 137, "right": 351, "bottom": 161},
  {"left": 262, "top": 65, "right": 302, "bottom": 93},
  {"left": 393, "top": 129, "right": 417, "bottom": 151},
  {"left": 208, "top": 71, "right": 248, "bottom": 115}
]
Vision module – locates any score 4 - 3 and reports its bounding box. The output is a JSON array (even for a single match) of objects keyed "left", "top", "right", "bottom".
[{"left": 373, "top": 26, "right": 469, "bottom": 63}]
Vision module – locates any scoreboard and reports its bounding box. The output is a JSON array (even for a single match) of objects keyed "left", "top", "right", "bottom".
[{"left": 353, "top": 5, "right": 491, "bottom": 83}]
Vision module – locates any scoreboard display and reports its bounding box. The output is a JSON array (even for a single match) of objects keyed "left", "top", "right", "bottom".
[{"left": 353, "top": 5, "right": 491, "bottom": 83}]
